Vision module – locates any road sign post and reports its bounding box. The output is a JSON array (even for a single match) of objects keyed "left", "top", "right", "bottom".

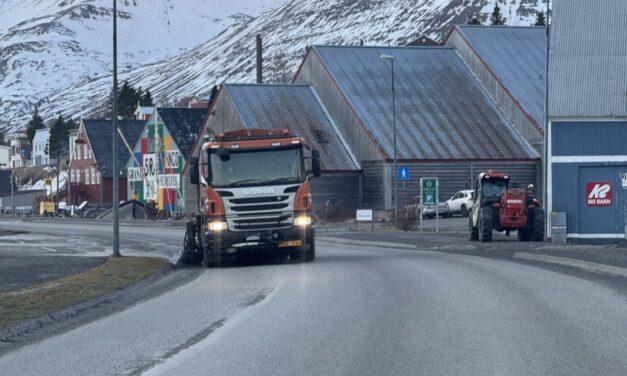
[{"left": 420, "top": 177, "right": 439, "bottom": 233}]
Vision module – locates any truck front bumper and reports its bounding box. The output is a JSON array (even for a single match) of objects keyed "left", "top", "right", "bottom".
[{"left": 204, "top": 225, "right": 314, "bottom": 255}]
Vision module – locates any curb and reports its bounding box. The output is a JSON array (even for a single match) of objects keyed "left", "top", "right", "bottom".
[{"left": 514, "top": 252, "right": 627, "bottom": 279}]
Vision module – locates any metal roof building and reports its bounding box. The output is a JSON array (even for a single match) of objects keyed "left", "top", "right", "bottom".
[
  {"left": 549, "top": 0, "right": 627, "bottom": 118},
  {"left": 295, "top": 45, "right": 540, "bottom": 210},
  {"left": 547, "top": 0, "right": 627, "bottom": 242},
  {"left": 82, "top": 119, "right": 146, "bottom": 178},
  {"left": 445, "top": 25, "right": 546, "bottom": 151},
  {"left": 69, "top": 119, "right": 145, "bottom": 206},
  {"left": 188, "top": 83, "right": 362, "bottom": 215}
]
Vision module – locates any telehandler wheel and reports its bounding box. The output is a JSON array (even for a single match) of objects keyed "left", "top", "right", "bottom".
[
  {"left": 517, "top": 227, "right": 531, "bottom": 241},
  {"left": 479, "top": 207, "right": 493, "bottom": 242},
  {"left": 531, "top": 208, "right": 545, "bottom": 242},
  {"left": 468, "top": 212, "right": 479, "bottom": 241}
]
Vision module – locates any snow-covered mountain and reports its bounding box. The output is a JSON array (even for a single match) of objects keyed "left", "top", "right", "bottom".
[
  {"left": 0, "top": 0, "right": 286, "bottom": 132},
  {"left": 3, "top": 0, "right": 548, "bottom": 133}
]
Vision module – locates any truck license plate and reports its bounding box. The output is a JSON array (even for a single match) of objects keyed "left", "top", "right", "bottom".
[{"left": 279, "top": 240, "right": 303, "bottom": 248}]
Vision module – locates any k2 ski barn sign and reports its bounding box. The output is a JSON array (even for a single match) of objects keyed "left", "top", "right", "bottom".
[{"left": 586, "top": 182, "right": 612, "bottom": 207}]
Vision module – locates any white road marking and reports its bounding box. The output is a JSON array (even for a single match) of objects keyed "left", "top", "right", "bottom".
[
  {"left": 514, "top": 252, "right": 627, "bottom": 278},
  {"left": 317, "top": 236, "right": 417, "bottom": 249},
  {"left": 42, "top": 247, "right": 58, "bottom": 253}
]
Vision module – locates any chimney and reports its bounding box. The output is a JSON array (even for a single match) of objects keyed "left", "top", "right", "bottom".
[{"left": 256, "top": 34, "right": 263, "bottom": 83}]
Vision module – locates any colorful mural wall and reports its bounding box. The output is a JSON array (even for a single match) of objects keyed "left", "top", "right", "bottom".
[{"left": 126, "top": 118, "right": 185, "bottom": 212}]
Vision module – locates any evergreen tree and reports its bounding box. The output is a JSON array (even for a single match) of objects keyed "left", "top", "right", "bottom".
[
  {"left": 140, "top": 89, "right": 154, "bottom": 106},
  {"left": 534, "top": 10, "right": 546, "bottom": 26},
  {"left": 49, "top": 115, "right": 69, "bottom": 159},
  {"left": 466, "top": 14, "right": 481, "bottom": 25},
  {"left": 118, "top": 81, "right": 138, "bottom": 119},
  {"left": 0, "top": 129, "right": 6, "bottom": 146},
  {"left": 208, "top": 85, "right": 218, "bottom": 104},
  {"left": 65, "top": 118, "right": 78, "bottom": 130},
  {"left": 490, "top": 3, "right": 506, "bottom": 25},
  {"left": 26, "top": 108, "right": 45, "bottom": 144}
]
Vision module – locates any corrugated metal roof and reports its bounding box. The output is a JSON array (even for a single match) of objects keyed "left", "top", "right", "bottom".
[
  {"left": 455, "top": 25, "right": 546, "bottom": 128},
  {"left": 156, "top": 108, "right": 208, "bottom": 160},
  {"left": 549, "top": 0, "right": 627, "bottom": 118},
  {"left": 83, "top": 119, "right": 146, "bottom": 178},
  {"left": 313, "top": 45, "right": 539, "bottom": 160},
  {"left": 223, "top": 84, "right": 360, "bottom": 172}
]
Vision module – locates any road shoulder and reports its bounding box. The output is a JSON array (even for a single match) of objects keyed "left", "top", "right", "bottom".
[{"left": 0, "top": 259, "right": 202, "bottom": 355}]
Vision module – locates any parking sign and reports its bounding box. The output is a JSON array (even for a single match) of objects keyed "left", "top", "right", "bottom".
[{"left": 420, "top": 177, "right": 438, "bottom": 206}]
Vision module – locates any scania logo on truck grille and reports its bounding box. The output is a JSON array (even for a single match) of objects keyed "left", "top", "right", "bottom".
[{"left": 242, "top": 187, "right": 276, "bottom": 195}]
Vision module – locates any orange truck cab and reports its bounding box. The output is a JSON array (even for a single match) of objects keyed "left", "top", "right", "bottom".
[{"left": 184, "top": 129, "right": 321, "bottom": 266}]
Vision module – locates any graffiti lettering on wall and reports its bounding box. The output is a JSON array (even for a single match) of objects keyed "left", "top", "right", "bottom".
[
  {"left": 128, "top": 167, "right": 142, "bottom": 182},
  {"left": 143, "top": 154, "right": 157, "bottom": 200},
  {"left": 166, "top": 150, "right": 179, "bottom": 168},
  {"left": 157, "top": 174, "right": 181, "bottom": 189}
]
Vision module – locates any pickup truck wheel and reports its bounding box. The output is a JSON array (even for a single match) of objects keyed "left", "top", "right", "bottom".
[{"left": 461, "top": 205, "right": 469, "bottom": 217}]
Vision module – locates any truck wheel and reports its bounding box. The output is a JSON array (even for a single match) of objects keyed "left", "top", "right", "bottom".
[
  {"left": 479, "top": 207, "right": 493, "bottom": 242},
  {"left": 305, "top": 240, "right": 315, "bottom": 262},
  {"left": 461, "top": 205, "right": 468, "bottom": 217},
  {"left": 531, "top": 208, "right": 545, "bottom": 242},
  {"left": 468, "top": 212, "right": 479, "bottom": 241},
  {"left": 202, "top": 247, "right": 222, "bottom": 268},
  {"left": 291, "top": 240, "right": 315, "bottom": 262}
]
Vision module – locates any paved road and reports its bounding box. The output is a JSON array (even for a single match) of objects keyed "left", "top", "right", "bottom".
[
  {"left": 0, "top": 220, "right": 185, "bottom": 262},
  {"left": 1, "top": 221, "right": 627, "bottom": 375}
]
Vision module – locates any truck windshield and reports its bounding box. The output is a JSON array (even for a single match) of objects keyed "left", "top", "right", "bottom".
[{"left": 208, "top": 147, "right": 305, "bottom": 188}]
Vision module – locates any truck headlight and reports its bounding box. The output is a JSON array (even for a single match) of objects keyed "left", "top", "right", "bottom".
[
  {"left": 208, "top": 221, "right": 227, "bottom": 232},
  {"left": 294, "top": 215, "right": 312, "bottom": 227}
]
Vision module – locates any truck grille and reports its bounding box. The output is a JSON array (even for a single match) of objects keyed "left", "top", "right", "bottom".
[{"left": 225, "top": 194, "right": 295, "bottom": 232}]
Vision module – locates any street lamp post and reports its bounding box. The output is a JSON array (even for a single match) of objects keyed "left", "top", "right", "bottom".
[
  {"left": 380, "top": 54, "right": 397, "bottom": 228},
  {"left": 112, "top": 0, "right": 120, "bottom": 257}
]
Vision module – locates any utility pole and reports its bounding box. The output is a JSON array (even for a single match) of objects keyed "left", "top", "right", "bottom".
[
  {"left": 543, "top": 0, "right": 550, "bottom": 240},
  {"left": 112, "top": 0, "right": 120, "bottom": 257},
  {"left": 11, "top": 170, "right": 15, "bottom": 217},
  {"left": 380, "top": 54, "right": 397, "bottom": 228}
]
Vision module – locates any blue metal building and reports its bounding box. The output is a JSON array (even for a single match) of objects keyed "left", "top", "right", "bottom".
[{"left": 548, "top": 0, "right": 627, "bottom": 241}]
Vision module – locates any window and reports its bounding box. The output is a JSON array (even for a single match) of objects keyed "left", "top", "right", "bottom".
[
  {"left": 90, "top": 167, "right": 96, "bottom": 185},
  {"left": 88, "top": 149, "right": 92, "bottom": 159},
  {"left": 83, "top": 145, "right": 88, "bottom": 160},
  {"left": 85, "top": 169, "right": 90, "bottom": 185},
  {"left": 96, "top": 172, "right": 101, "bottom": 185}
]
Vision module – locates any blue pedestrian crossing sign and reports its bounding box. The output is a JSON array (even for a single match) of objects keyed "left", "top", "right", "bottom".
[{"left": 398, "top": 167, "right": 410, "bottom": 180}]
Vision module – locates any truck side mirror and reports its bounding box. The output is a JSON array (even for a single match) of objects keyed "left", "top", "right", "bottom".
[
  {"left": 311, "top": 149, "right": 321, "bottom": 178},
  {"left": 189, "top": 157, "right": 199, "bottom": 185}
]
